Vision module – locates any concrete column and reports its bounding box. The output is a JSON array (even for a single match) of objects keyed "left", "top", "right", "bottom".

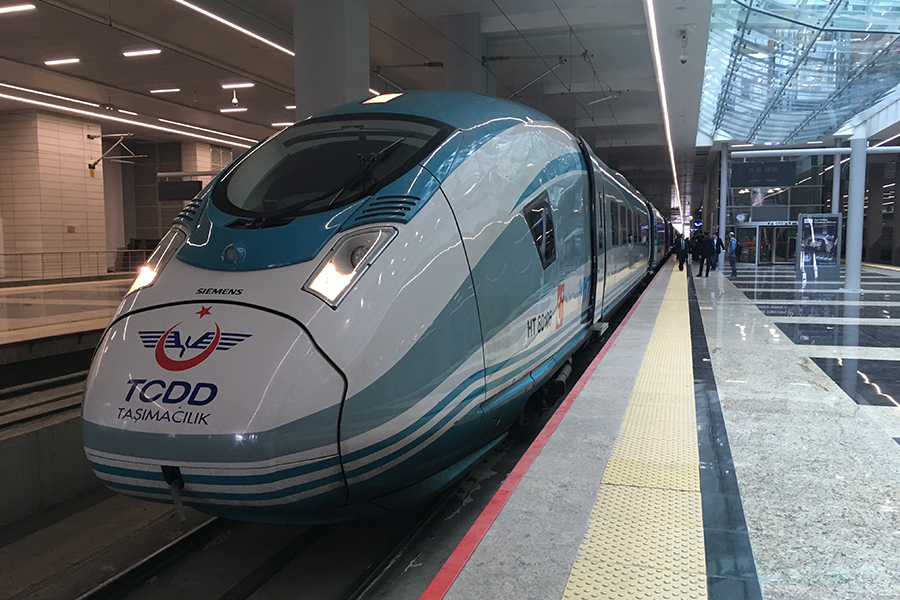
[
  {"left": 101, "top": 147, "right": 126, "bottom": 263},
  {"left": 293, "top": 0, "right": 369, "bottom": 119},
  {"left": 864, "top": 162, "right": 884, "bottom": 263},
  {"left": 442, "top": 13, "right": 488, "bottom": 94},
  {"left": 893, "top": 161, "right": 900, "bottom": 266},
  {"left": 718, "top": 143, "right": 728, "bottom": 241},
  {"left": 831, "top": 153, "right": 841, "bottom": 214},
  {"left": 0, "top": 111, "right": 106, "bottom": 278},
  {"left": 844, "top": 131, "right": 867, "bottom": 291}
]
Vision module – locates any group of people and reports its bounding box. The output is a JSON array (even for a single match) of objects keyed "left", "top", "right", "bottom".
[{"left": 673, "top": 230, "right": 739, "bottom": 278}]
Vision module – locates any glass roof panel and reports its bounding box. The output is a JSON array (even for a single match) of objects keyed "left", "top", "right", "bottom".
[{"left": 699, "top": 0, "right": 900, "bottom": 144}]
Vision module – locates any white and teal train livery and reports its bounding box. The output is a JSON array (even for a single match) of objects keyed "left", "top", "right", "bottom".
[{"left": 81, "top": 91, "right": 671, "bottom": 523}]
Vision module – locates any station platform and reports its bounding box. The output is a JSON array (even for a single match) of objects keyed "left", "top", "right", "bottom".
[
  {"left": 0, "top": 277, "right": 131, "bottom": 347},
  {"left": 420, "top": 259, "right": 900, "bottom": 600}
]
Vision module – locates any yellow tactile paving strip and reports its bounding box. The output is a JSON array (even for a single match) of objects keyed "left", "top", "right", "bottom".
[
  {"left": 862, "top": 261, "right": 900, "bottom": 272},
  {"left": 563, "top": 268, "right": 706, "bottom": 599}
]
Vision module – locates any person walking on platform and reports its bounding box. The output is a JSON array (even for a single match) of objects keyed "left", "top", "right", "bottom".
[
  {"left": 696, "top": 231, "right": 714, "bottom": 277},
  {"left": 727, "top": 232, "right": 738, "bottom": 278},
  {"left": 674, "top": 234, "right": 690, "bottom": 271},
  {"left": 710, "top": 232, "right": 724, "bottom": 271}
]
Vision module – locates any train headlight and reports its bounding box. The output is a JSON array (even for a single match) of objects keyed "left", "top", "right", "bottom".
[
  {"left": 127, "top": 225, "right": 189, "bottom": 295},
  {"left": 304, "top": 227, "right": 397, "bottom": 307}
]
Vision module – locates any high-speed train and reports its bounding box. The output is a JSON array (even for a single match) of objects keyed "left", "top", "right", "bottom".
[{"left": 82, "top": 91, "right": 671, "bottom": 523}]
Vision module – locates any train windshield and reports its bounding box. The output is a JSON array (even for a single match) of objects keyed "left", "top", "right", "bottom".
[{"left": 213, "top": 114, "right": 452, "bottom": 225}]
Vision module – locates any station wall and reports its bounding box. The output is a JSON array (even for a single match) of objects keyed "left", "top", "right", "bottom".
[{"left": 0, "top": 111, "right": 106, "bottom": 257}]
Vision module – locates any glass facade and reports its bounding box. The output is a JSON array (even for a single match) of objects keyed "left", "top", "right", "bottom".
[
  {"left": 728, "top": 155, "right": 830, "bottom": 227},
  {"left": 700, "top": 0, "right": 900, "bottom": 144}
]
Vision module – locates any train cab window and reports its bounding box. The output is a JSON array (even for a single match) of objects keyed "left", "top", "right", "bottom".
[
  {"left": 523, "top": 192, "right": 556, "bottom": 269},
  {"left": 213, "top": 115, "right": 453, "bottom": 226}
]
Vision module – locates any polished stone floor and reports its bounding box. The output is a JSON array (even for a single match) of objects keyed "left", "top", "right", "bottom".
[
  {"left": 0, "top": 278, "right": 131, "bottom": 344},
  {"left": 693, "top": 261, "right": 900, "bottom": 600}
]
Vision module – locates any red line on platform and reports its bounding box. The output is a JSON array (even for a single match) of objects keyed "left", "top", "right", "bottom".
[{"left": 418, "top": 267, "right": 668, "bottom": 600}]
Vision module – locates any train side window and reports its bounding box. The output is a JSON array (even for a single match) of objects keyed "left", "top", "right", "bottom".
[
  {"left": 619, "top": 205, "right": 627, "bottom": 245},
  {"left": 523, "top": 192, "right": 557, "bottom": 269},
  {"left": 596, "top": 193, "right": 603, "bottom": 249},
  {"left": 610, "top": 202, "right": 619, "bottom": 246}
]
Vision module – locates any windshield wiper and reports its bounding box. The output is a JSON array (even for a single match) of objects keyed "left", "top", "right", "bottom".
[{"left": 242, "top": 137, "right": 406, "bottom": 229}]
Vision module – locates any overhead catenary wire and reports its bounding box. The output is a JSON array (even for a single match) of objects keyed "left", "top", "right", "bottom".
[
  {"left": 489, "top": 0, "right": 614, "bottom": 147},
  {"left": 369, "top": 22, "right": 435, "bottom": 63},
  {"left": 548, "top": 0, "right": 628, "bottom": 145},
  {"left": 390, "top": 0, "right": 517, "bottom": 97}
]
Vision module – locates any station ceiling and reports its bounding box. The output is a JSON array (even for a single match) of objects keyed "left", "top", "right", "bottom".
[{"left": 1, "top": 0, "right": 899, "bottom": 227}]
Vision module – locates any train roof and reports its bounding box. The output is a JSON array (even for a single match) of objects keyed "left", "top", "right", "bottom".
[{"left": 313, "top": 90, "right": 555, "bottom": 132}]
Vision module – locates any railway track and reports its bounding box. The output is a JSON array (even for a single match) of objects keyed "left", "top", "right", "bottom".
[
  {"left": 0, "top": 371, "right": 87, "bottom": 429},
  {"left": 69, "top": 506, "right": 435, "bottom": 600}
]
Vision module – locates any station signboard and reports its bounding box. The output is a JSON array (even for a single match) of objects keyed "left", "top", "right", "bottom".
[{"left": 796, "top": 213, "right": 842, "bottom": 280}]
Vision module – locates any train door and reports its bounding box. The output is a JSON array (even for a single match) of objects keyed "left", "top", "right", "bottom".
[{"left": 592, "top": 169, "right": 607, "bottom": 326}]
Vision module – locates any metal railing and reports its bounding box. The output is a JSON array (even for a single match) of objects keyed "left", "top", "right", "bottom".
[{"left": 0, "top": 250, "right": 151, "bottom": 283}]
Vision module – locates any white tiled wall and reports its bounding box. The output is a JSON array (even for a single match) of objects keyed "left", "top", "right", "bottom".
[
  {"left": 0, "top": 110, "right": 106, "bottom": 258},
  {"left": 182, "top": 140, "right": 213, "bottom": 188}
]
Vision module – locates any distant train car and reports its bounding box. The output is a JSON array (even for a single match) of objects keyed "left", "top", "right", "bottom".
[{"left": 82, "top": 91, "right": 668, "bottom": 523}]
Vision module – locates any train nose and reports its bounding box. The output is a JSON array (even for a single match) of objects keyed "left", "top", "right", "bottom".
[{"left": 82, "top": 303, "right": 347, "bottom": 513}]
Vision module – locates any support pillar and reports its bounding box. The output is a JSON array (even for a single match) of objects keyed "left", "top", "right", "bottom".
[
  {"left": 442, "top": 13, "right": 489, "bottom": 94},
  {"left": 293, "top": 0, "right": 369, "bottom": 119},
  {"left": 864, "top": 162, "right": 884, "bottom": 263},
  {"left": 831, "top": 153, "right": 841, "bottom": 214},
  {"left": 718, "top": 143, "right": 728, "bottom": 241},
  {"left": 844, "top": 131, "right": 867, "bottom": 291}
]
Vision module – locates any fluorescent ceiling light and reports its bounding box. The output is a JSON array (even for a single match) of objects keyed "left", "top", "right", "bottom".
[
  {"left": 363, "top": 93, "right": 402, "bottom": 104},
  {"left": 875, "top": 131, "right": 900, "bottom": 147},
  {"left": 643, "top": 0, "right": 681, "bottom": 211},
  {"left": 0, "top": 82, "right": 99, "bottom": 107},
  {"left": 118, "top": 109, "right": 138, "bottom": 115},
  {"left": 749, "top": 52, "right": 768, "bottom": 59},
  {"left": 150, "top": 88, "right": 180, "bottom": 93},
  {"left": 806, "top": 140, "right": 824, "bottom": 144},
  {"left": 272, "top": 122, "right": 293, "bottom": 127},
  {"left": 220, "top": 107, "right": 247, "bottom": 113},
  {"left": 172, "top": 0, "right": 294, "bottom": 56},
  {"left": 369, "top": 88, "right": 379, "bottom": 95},
  {"left": 222, "top": 82, "right": 254, "bottom": 89},
  {"left": 0, "top": 3, "right": 35, "bottom": 14},
  {"left": 285, "top": 105, "right": 296, "bottom": 110},
  {"left": 44, "top": 57, "right": 79, "bottom": 66},
  {"left": 732, "top": 143, "right": 754, "bottom": 148},
  {"left": 0, "top": 90, "right": 250, "bottom": 148},
  {"left": 158, "top": 118, "right": 258, "bottom": 143},
  {"left": 123, "top": 49, "right": 161, "bottom": 57}
]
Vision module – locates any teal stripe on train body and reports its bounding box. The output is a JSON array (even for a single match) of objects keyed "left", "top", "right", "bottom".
[
  {"left": 336, "top": 153, "right": 593, "bottom": 493},
  {"left": 340, "top": 305, "right": 590, "bottom": 480},
  {"left": 337, "top": 276, "right": 483, "bottom": 442},
  {"left": 463, "top": 160, "right": 592, "bottom": 400},
  {"left": 103, "top": 474, "right": 346, "bottom": 504},
  {"left": 83, "top": 402, "right": 341, "bottom": 464},
  {"left": 88, "top": 453, "right": 341, "bottom": 487}
]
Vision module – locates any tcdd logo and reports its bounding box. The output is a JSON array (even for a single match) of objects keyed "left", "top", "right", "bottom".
[{"left": 139, "top": 306, "right": 251, "bottom": 371}]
